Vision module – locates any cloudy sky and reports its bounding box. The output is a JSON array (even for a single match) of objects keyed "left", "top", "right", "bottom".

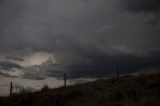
[{"left": 0, "top": 0, "right": 160, "bottom": 93}]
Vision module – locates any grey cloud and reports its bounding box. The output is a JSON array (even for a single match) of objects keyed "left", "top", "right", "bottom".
[
  {"left": 42, "top": 46, "right": 160, "bottom": 78},
  {"left": 1, "top": 0, "right": 159, "bottom": 52},
  {"left": 0, "top": 0, "right": 24, "bottom": 43},
  {"left": 5, "top": 56, "right": 24, "bottom": 61},
  {"left": 0, "top": 61, "right": 22, "bottom": 70},
  {"left": 53, "top": 46, "right": 160, "bottom": 78},
  {"left": 68, "top": 53, "right": 160, "bottom": 78},
  {"left": 81, "top": 0, "right": 91, "bottom": 4},
  {"left": 22, "top": 66, "right": 46, "bottom": 80},
  {"left": 0, "top": 0, "right": 160, "bottom": 79},
  {"left": 22, "top": 73, "right": 45, "bottom": 80},
  {"left": 0, "top": 71, "right": 18, "bottom": 78},
  {"left": 123, "top": 0, "right": 160, "bottom": 12}
]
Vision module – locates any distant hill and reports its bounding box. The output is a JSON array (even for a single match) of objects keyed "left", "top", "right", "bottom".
[{"left": 0, "top": 73, "right": 160, "bottom": 106}]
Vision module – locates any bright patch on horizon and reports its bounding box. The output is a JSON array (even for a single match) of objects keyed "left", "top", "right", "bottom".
[
  {"left": 0, "top": 68, "right": 24, "bottom": 77},
  {"left": 22, "top": 51, "right": 56, "bottom": 67},
  {"left": 2, "top": 51, "right": 56, "bottom": 67}
]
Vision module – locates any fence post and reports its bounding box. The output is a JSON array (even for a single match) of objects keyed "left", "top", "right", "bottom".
[
  {"left": 10, "top": 82, "right": 13, "bottom": 96},
  {"left": 116, "top": 66, "right": 120, "bottom": 79},
  {"left": 64, "top": 73, "right": 67, "bottom": 87}
]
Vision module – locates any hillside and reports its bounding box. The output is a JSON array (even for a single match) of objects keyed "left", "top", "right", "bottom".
[{"left": 0, "top": 74, "right": 160, "bottom": 106}]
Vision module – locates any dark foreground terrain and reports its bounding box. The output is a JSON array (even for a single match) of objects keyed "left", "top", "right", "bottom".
[{"left": 0, "top": 73, "right": 160, "bottom": 106}]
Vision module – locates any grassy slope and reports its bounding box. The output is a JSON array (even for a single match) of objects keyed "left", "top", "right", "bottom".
[{"left": 0, "top": 74, "right": 160, "bottom": 106}]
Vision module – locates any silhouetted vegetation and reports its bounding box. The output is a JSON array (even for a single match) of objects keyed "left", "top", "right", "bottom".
[{"left": 0, "top": 73, "right": 160, "bottom": 106}]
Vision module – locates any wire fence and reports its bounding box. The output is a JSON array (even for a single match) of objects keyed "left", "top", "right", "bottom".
[
  {"left": 0, "top": 81, "right": 65, "bottom": 96},
  {"left": 0, "top": 74, "right": 68, "bottom": 96},
  {"left": 0, "top": 67, "right": 122, "bottom": 96}
]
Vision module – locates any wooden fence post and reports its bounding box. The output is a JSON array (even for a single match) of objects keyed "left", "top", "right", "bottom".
[
  {"left": 64, "top": 73, "right": 67, "bottom": 87},
  {"left": 116, "top": 66, "right": 120, "bottom": 79},
  {"left": 10, "top": 82, "right": 13, "bottom": 96}
]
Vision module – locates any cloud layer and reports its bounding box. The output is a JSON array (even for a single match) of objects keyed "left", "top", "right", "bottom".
[
  {"left": 0, "top": 0, "right": 160, "bottom": 79},
  {"left": 123, "top": 0, "right": 160, "bottom": 12}
]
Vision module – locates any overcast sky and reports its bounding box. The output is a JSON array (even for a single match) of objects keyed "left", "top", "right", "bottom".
[{"left": 0, "top": 0, "right": 160, "bottom": 87}]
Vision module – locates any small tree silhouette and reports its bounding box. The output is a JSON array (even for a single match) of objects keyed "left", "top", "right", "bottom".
[{"left": 41, "top": 84, "right": 49, "bottom": 91}]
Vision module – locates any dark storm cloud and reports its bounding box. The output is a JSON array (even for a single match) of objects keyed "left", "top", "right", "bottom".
[
  {"left": 22, "top": 73, "right": 45, "bottom": 80},
  {"left": 0, "top": 0, "right": 160, "bottom": 79},
  {"left": 0, "top": 0, "right": 24, "bottom": 50},
  {"left": 0, "top": 61, "right": 22, "bottom": 70},
  {"left": 123, "top": 0, "right": 160, "bottom": 12},
  {"left": 0, "top": 71, "right": 18, "bottom": 78},
  {"left": 5, "top": 56, "right": 24, "bottom": 61},
  {"left": 81, "top": 0, "right": 91, "bottom": 4},
  {"left": 64, "top": 48, "right": 160, "bottom": 78}
]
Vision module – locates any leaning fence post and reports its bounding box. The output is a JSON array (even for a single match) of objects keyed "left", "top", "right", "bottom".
[
  {"left": 10, "top": 82, "right": 13, "bottom": 96},
  {"left": 64, "top": 73, "right": 67, "bottom": 87},
  {"left": 116, "top": 66, "right": 120, "bottom": 79}
]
